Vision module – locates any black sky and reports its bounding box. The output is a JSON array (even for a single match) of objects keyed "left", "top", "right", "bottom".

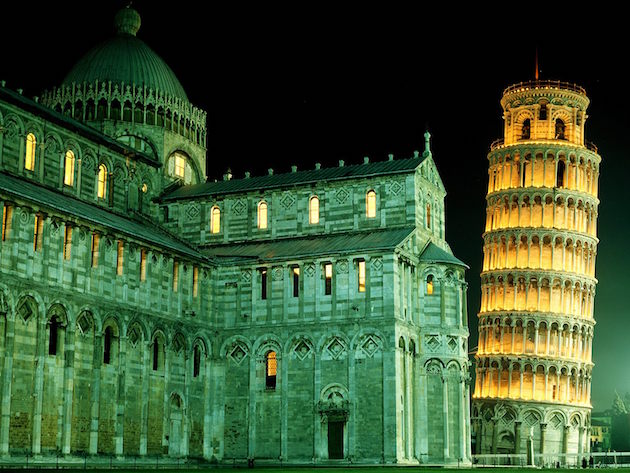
[{"left": 2, "top": 3, "right": 627, "bottom": 411}]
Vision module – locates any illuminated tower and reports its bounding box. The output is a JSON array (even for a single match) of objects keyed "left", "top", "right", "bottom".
[{"left": 472, "top": 80, "right": 600, "bottom": 461}]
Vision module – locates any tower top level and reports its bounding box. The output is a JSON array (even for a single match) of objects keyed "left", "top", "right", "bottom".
[{"left": 498, "top": 80, "right": 591, "bottom": 149}]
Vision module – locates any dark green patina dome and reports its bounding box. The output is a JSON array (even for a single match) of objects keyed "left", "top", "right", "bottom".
[{"left": 62, "top": 6, "right": 188, "bottom": 101}]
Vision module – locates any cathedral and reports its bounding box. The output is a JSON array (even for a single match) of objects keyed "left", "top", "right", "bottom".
[
  {"left": 0, "top": 6, "right": 470, "bottom": 465},
  {"left": 472, "top": 80, "right": 599, "bottom": 461}
]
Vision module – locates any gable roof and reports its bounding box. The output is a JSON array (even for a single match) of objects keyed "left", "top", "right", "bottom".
[
  {"left": 419, "top": 241, "right": 468, "bottom": 268},
  {"left": 0, "top": 172, "right": 206, "bottom": 262},
  {"left": 204, "top": 226, "right": 415, "bottom": 262},
  {"left": 162, "top": 155, "right": 426, "bottom": 201}
]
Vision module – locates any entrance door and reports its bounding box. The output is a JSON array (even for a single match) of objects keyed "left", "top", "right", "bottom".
[
  {"left": 328, "top": 421, "right": 344, "bottom": 459},
  {"left": 169, "top": 395, "right": 183, "bottom": 456}
]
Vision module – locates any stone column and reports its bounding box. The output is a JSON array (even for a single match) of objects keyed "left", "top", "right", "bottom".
[
  {"left": 61, "top": 327, "right": 75, "bottom": 455},
  {"left": 442, "top": 374, "right": 449, "bottom": 459},
  {"left": 0, "top": 315, "right": 15, "bottom": 455},
  {"left": 578, "top": 426, "right": 585, "bottom": 455},
  {"left": 540, "top": 423, "right": 547, "bottom": 455},
  {"left": 89, "top": 334, "right": 103, "bottom": 455},
  {"left": 491, "top": 418, "right": 498, "bottom": 454},
  {"left": 514, "top": 420, "right": 521, "bottom": 454},
  {"left": 139, "top": 340, "right": 150, "bottom": 456},
  {"left": 32, "top": 316, "right": 47, "bottom": 455},
  {"left": 114, "top": 335, "right": 127, "bottom": 457}
]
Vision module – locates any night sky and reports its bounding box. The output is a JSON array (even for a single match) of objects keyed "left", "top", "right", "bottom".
[{"left": 2, "top": 3, "right": 626, "bottom": 411}]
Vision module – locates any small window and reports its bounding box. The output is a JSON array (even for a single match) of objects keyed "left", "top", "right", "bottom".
[
  {"left": 173, "top": 260, "right": 179, "bottom": 292},
  {"left": 210, "top": 206, "right": 221, "bottom": 234},
  {"left": 260, "top": 268, "right": 268, "bottom": 300},
  {"left": 1, "top": 205, "right": 11, "bottom": 241},
  {"left": 292, "top": 266, "right": 300, "bottom": 298},
  {"left": 63, "top": 225, "right": 72, "bottom": 260},
  {"left": 116, "top": 240, "right": 124, "bottom": 276},
  {"left": 358, "top": 259, "right": 366, "bottom": 292},
  {"left": 521, "top": 119, "right": 531, "bottom": 140},
  {"left": 174, "top": 154, "right": 186, "bottom": 179},
  {"left": 557, "top": 160, "right": 566, "bottom": 188},
  {"left": 91, "top": 233, "right": 99, "bottom": 268},
  {"left": 103, "top": 326, "right": 114, "bottom": 365},
  {"left": 193, "top": 266, "right": 199, "bottom": 297},
  {"left": 25, "top": 133, "right": 37, "bottom": 171},
  {"left": 539, "top": 103, "right": 547, "bottom": 120},
  {"left": 309, "top": 196, "right": 320, "bottom": 224},
  {"left": 64, "top": 150, "right": 75, "bottom": 187},
  {"left": 555, "top": 119, "right": 566, "bottom": 140},
  {"left": 426, "top": 204, "right": 431, "bottom": 229},
  {"left": 266, "top": 351, "right": 277, "bottom": 390},
  {"left": 33, "top": 214, "right": 43, "bottom": 252},
  {"left": 48, "top": 316, "right": 61, "bottom": 356},
  {"left": 324, "top": 263, "right": 333, "bottom": 295},
  {"left": 193, "top": 345, "right": 201, "bottom": 378},
  {"left": 366, "top": 190, "right": 376, "bottom": 218},
  {"left": 97, "top": 164, "right": 108, "bottom": 199},
  {"left": 426, "top": 275, "right": 434, "bottom": 295},
  {"left": 258, "top": 201, "right": 268, "bottom": 229},
  {"left": 140, "top": 249, "right": 147, "bottom": 281}
]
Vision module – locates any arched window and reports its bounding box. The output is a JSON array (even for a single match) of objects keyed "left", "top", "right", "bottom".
[
  {"left": 210, "top": 206, "right": 221, "bottom": 234},
  {"left": 257, "top": 201, "right": 268, "bottom": 229},
  {"left": 426, "top": 275, "right": 434, "bottom": 295},
  {"left": 555, "top": 119, "right": 566, "bottom": 140},
  {"left": 557, "top": 160, "right": 566, "bottom": 188},
  {"left": 152, "top": 336, "right": 164, "bottom": 371},
  {"left": 97, "top": 164, "right": 108, "bottom": 199},
  {"left": 64, "top": 150, "right": 75, "bottom": 186},
  {"left": 25, "top": 133, "right": 37, "bottom": 171},
  {"left": 265, "top": 351, "right": 277, "bottom": 390},
  {"left": 366, "top": 190, "right": 376, "bottom": 218},
  {"left": 48, "top": 316, "right": 62, "bottom": 356},
  {"left": 103, "top": 326, "right": 114, "bottom": 365},
  {"left": 309, "top": 196, "right": 319, "bottom": 224},
  {"left": 539, "top": 102, "right": 548, "bottom": 120},
  {"left": 521, "top": 119, "right": 531, "bottom": 140},
  {"left": 426, "top": 204, "right": 431, "bottom": 229},
  {"left": 193, "top": 345, "right": 202, "bottom": 378}
]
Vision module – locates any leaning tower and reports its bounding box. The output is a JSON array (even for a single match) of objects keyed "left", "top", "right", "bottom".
[{"left": 472, "top": 80, "right": 600, "bottom": 462}]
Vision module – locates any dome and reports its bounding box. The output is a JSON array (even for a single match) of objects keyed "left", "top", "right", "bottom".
[{"left": 61, "top": 6, "right": 188, "bottom": 101}]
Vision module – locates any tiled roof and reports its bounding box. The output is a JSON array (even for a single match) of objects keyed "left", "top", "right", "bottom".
[
  {"left": 162, "top": 155, "right": 426, "bottom": 201},
  {"left": 419, "top": 241, "right": 468, "bottom": 268},
  {"left": 0, "top": 172, "right": 206, "bottom": 261},
  {"left": 203, "top": 226, "right": 416, "bottom": 261}
]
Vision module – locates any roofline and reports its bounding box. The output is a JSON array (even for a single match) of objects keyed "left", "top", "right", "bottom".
[
  {"left": 0, "top": 86, "right": 160, "bottom": 168},
  {"left": 160, "top": 160, "right": 423, "bottom": 202}
]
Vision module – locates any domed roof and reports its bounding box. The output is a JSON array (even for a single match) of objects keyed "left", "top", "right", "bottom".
[{"left": 61, "top": 6, "right": 188, "bottom": 101}]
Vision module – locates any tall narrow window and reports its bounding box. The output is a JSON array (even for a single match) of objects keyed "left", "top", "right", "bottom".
[
  {"left": 193, "top": 266, "right": 199, "bottom": 297},
  {"left": 366, "top": 190, "right": 376, "bottom": 218},
  {"left": 64, "top": 150, "right": 75, "bottom": 187},
  {"left": 116, "top": 240, "right": 124, "bottom": 276},
  {"left": 539, "top": 103, "right": 547, "bottom": 120},
  {"left": 210, "top": 206, "right": 220, "bottom": 234},
  {"left": 292, "top": 266, "right": 300, "bottom": 298},
  {"left": 426, "top": 275, "right": 434, "bottom": 295},
  {"left": 140, "top": 249, "right": 147, "bottom": 281},
  {"left": 63, "top": 225, "right": 72, "bottom": 260},
  {"left": 309, "top": 196, "right": 320, "bottom": 224},
  {"left": 48, "top": 317, "right": 61, "bottom": 356},
  {"left": 260, "top": 269, "right": 267, "bottom": 300},
  {"left": 193, "top": 345, "right": 201, "bottom": 378},
  {"left": 25, "top": 133, "right": 36, "bottom": 171},
  {"left": 257, "top": 201, "right": 268, "bottom": 229},
  {"left": 358, "top": 259, "right": 366, "bottom": 292},
  {"left": 173, "top": 260, "right": 179, "bottom": 292},
  {"left": 324, "top": 263, "right": 333, "bottom": 295},
  {"left": 426, "top": 204, "right": 431, "bottom": 229},
  {"left": 152, "top": 338, "right": 160, "bottom": 371},
  {"left": 555, "top": 119, "right": 566, "bottom": 140},
  {"left": 266, "top": 351, "right": 277, "bottom": 390},
  {"left": 521, "top": 119, "right": 531, "bottom": 139},
  {"left": 103, "top": 326, "right": 113, "bottom": 365},
  {"left": 174, "top": 154, "right": 186, "bottom": 179},
  {"left": 97, "top": 164, "right": 108, "bottom": 199},
  {"left": 557, "top": 160, "right": 566, "bottom": 188},
  {"left": 91, "top": 233, "right": 99, "bottom": 267},
  {"left": 33, "top": 214, "right": 43, "bottom": 251},
  {"left": 2, "top": 205, "right": 11, "bottom": 241}
]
